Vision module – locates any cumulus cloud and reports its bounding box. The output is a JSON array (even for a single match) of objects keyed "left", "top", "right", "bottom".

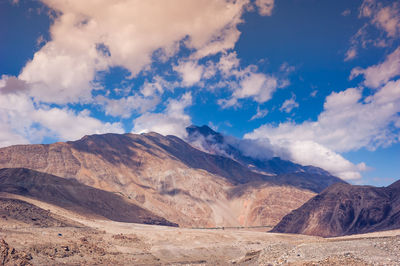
[
  {"left": 245, "top": 44, "right": 400, "bottom": 179},
  {"left": 217, "top": 55, "right": 287, "bottom": 108},
  {"left": 33, "top": 108, "right": 124, "bottom": 141},
  {"left": 218, "top": 52, "right": 241, "bottom": 76},
  {"left": 132, "top": 92, "right": 192, "bottom": 138},
  {"left": 0, "top": 76, "right": 124, "bottom": 146},
  {"left": 97, "top": 94, "right": 161, "bottom": 118},
  {"left": 18, "top": 0, "right": 256, "bottom": 104},
  {"left": 350, "top": 46, "right": 400, "bottom": 88},
  {"left": 234, "top": 72, "right": 278, "bottom": 103},
  {"left": 173, "top": 60, "right": 204, "bottom": 87},
  {"left": 96, "top": 77, "right": 170, "bottom": 118},
  {"left": 0, "top": 0, "right": 279, "bottom": 147},
  {"left": 245, "top": 76, "right": 400, "bottom": 180},
  {"left": 0, "top": 75, "right": 28, "bottom": 94}
]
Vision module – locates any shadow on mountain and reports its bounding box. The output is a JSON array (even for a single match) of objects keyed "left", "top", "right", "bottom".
[{"left": 0, "top": 168, "right": 177, "bottom": 227}]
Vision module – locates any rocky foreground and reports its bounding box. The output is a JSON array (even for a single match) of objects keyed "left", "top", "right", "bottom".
[{"left": 1, "top": 193, "right": 400, "bottom": 265}]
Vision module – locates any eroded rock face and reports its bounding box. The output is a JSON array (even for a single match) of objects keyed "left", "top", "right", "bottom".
[
  {"left": 0, "top": 132, "right": 331, "bottom": 227},
  {"left": 272, "top": 181, "right": 400, "bottom": 237}
]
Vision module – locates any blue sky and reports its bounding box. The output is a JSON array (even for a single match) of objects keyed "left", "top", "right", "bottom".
[{"left": 0, "top": 0, "right": 399, "bottom": 186}]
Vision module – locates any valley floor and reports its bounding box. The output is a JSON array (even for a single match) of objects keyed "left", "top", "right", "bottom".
[{"left": 1, "top": 193, "right": 400, "bottom": 265}]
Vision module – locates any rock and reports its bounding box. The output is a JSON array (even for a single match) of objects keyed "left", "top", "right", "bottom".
[{"left": 0, "top": 239, "right": 32, "bottom": 266}]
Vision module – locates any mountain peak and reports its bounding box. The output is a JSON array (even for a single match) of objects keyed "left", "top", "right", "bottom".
[{"left": 186, "top": 125, "right": 224, "bottom": 143}]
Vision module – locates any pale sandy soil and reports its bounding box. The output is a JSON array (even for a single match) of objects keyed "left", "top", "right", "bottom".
[{"left": 1, "top": 193, "right": 400, "bottom": 265}]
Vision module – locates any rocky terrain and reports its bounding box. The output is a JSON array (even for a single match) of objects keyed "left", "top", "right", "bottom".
[
  {"left": 0, "top": 127, "right": 398, "bottom": 264},
  {"left": 272, "top": 180, "right": 400, "bottom": 237},
  {"left": 0, "top": 168, "right": 175, "bottom": 226},
  {"left": 0, "top": 126, "right": 339, "bottom": 227},
  {"left": 0, "top": 192, "right": 399, "bottom": 265}
]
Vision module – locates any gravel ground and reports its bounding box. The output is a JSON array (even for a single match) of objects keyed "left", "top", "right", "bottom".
[{"left": 1, "top": 193, "right": 399, "bottom": 265}]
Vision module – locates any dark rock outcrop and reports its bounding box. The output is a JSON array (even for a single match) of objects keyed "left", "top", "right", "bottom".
[{"left": 272, "top": 181, "right": 400, "bottom": 237}]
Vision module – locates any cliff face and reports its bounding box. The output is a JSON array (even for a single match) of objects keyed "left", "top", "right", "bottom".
[
  {"left": 0, "top": 131, "right": 336, "bottom": 227},
  {"left": 272, "top": 181, "right": 400, "bottom": 237}
]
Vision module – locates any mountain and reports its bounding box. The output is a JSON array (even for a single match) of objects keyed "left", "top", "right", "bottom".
[
  {"left": 271, "top": 180, "right": 400, "bottom": 237},
  {"left": 0, "top": 127, "right": 344, "bottom": 227},
  {"left": 186, "top": 125, "right": 344, "bottom": 190},
  {"left": 0, "top": 168, "right": 176, "bottom": 226}
]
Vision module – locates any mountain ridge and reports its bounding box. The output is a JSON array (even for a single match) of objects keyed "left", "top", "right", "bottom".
[{"left": 0, "top": 126, "right": 344, "bottom": 227}]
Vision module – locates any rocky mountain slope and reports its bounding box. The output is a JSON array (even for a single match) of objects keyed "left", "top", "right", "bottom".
[
  {"left": 272, "top": 180, "right": 400, "bottom": 237},
  {"left": 0, "top": 127, "right": 343, "bottom": 227},
  {"left": 0, "top": 168, "right": 176, "bottom": 226},
  {"left": 186, "top": 125, "right": 344, "bottom": 191}
]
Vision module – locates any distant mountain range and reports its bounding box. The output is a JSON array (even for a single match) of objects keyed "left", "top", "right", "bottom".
[
  {"left": 272, "top": 180, "right": 400, "bottom": 237},
  {"left": 0, "top": 125, "right": 345, "bottom": 227}
]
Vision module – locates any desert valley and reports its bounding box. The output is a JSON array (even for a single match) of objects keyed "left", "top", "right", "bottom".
[
  {"left": 0, "top": 126, "right": 399, "bottom": 265},
  {"left": 2, "top": 0, "right": 400, "bottom": 264}
]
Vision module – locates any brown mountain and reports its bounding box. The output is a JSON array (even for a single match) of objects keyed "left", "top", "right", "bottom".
[
  {"left": 0, "top": 131, "right": 340, "bottom": 227},
  {"left": 271, "top": 180, "right": 400, "bottom": 237},
  {"left": 0, "top": 168, "right": 176, "bottom": 226}
]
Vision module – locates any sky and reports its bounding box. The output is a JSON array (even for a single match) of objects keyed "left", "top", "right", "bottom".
[{"left": 0, "top": 0, "right": 399, "bottom": 186}]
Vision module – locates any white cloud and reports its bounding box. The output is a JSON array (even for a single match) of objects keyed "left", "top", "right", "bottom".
[
  {"left": 255, "top": 0, "right": 275, "bottom": 16},
  {"left": 96, "top": 94, "right": 161, "bottom": 118},
  {"left": 217, "top": 52, "right": 240, "bottom": 76},
  {"left": 250, "top": 106, "right": 268, "bottom": 120},
  {"left": 2, "top": 1, "right": 280, "bottom": 147},
  {"left": 0, "top": 75, "right": 28, "bottom": 94},
  {"left": 33, "top": 108, "right": 124, "bottom": 141},
  {"left": 345, "top": 0, "right": 400, "bottom": 62},
  {"left": 132, "top": 92, "right": 192, "bottom": 138},
  {"left": 0, "top": 124, "right": 29, "bottom": 148},
  {"left": 279, "top": 94, "right": 299, "bottom": 113},
  {"left": 18, "top": 0, "right": 259, "bottom": 104},
  {"left": 0, "top": 76, "right": 124, "bottom": 146},
  {"left": 214, "top": 52, "right": 289, "bottom": 108},
  {"left": 350, "top": 46, "right": 400, "bottom": 88},
  {"left": 235, "top": 72, "right": 278, "bottom": 103},
  {"left": 96, "top": 77, "right": 170, "bottom": 118},
  {"left": 173, "top": 60, "right": 204, "bottom": 87},
  {"left": 344, "top": 47, "right": 357, "bottom": 61},
  {"left": 245, "top": 77, "right": 400, "bottom": 180},
  {"left": 218, "top": 67, "right": 282, "bottom": 108},
  {"left": 360, "top": 0, "right": 400, "bottom": 38}
]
